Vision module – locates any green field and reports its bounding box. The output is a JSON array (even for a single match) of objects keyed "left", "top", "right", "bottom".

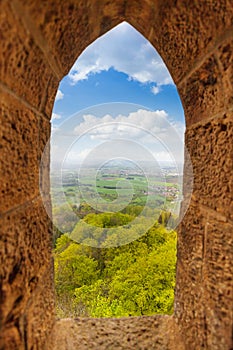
[{"left": 51, "top": 168, "right": 180, "bottom": 213}]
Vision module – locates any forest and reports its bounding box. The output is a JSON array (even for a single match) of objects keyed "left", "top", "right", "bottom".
[{"left": 53, "top": 208, "right": 177, "bottom": 318}]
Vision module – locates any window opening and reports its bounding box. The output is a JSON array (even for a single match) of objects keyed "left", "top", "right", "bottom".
[{"left": 41, "top": 22, "right": 192, "bottom": 318}]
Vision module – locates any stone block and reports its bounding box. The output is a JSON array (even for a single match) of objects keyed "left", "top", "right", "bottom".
[
  {"left": 185, "top": 116, "right": 233, "bottom": 220},
  {"left": 0, "top": 91, "right": 39, "bottom": 213},
  {"left": 124, "top": 0, "right": 156, "bottom": 41},
  {"left": 38, "top": 115, "right": 51, "bottom": 202},
  {"left": 0, "top": 325, "right": 22, "bottom": 350},
  {"left": 23, "top": 267, "right": 55, "bottom": 350},
  {"left": 17, "top": 0, "right": 124, "bottom": 75},
  {"left": 180, "top": 56, "right": 226, "bottom": 126},
  {"left": 44, "top": 76, "right": 60, "bottom": 119},
  {"left": 177, "top": 202, "right": 205, "bottom": 285},
  {"left": 47, "top": 316, "right": 183, "bottom": 350},
  {"left": 38, "top": 115, "right": 51, "bottom": 162},
  {"left": 218, "top": 38, "right": 233, "bottom": 106},
  {"left": 0, "top": 1, "right": 55, "bottom": 110},
  {"left": 203, "top": 220, "right": 233, "bottom": 350},
  {"left": 176, "top": 202, "right": 233, "bottom": 350},
  {"left": 175, "top": 272, "right": 206, "bottom": 350},
  {"left": 149, "top": 0, "right": 233, "bottom": 84},
  {"left": 0, "top": 198, "right": 53, "bottom": 331}
]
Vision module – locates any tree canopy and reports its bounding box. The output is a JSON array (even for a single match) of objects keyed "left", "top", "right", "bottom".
[{"left": 54, "top": 211, "right": 177, "bottom": 318}]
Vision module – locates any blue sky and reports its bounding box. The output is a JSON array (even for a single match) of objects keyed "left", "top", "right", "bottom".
[{"left": 51, "top": 22, "right": 185, "bottom": 167}]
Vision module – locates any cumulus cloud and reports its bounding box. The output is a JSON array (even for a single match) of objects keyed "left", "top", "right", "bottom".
[
  {"left": 73, "top": 109, "right": 182, "bottom": 140},
  {"left": 70, "top": 109, "right": 184, "bottom": 164},
  {"left": 50, "top": 108, "right": 185, "bottom": 168},
  {"left": 55, "top": 89, "right": 64, "bottom": 101},
  {"left": 69, "top": 22, "right": 173, "bottom": 88}
]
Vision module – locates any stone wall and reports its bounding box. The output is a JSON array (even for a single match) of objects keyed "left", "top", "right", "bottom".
[{"left": 0, "top": 1, "right": 232, "bottom": 349}]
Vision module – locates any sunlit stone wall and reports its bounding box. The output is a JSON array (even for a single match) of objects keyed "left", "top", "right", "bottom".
[{"left": 0, "top": 1, "right": 232, "bottom": 349}]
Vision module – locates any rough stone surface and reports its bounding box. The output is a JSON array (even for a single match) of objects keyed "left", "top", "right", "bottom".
[
  {"left": 47, "top": 316, "right": 184, "bottom": 350},
  {"left": 0, "top": 198, "right": 54, "bottom": 349},
  {"left": 22, "top": 268, "right": 55, "bottom": 350},
  {"left": 16, "top": 0, "right": 125, "bottom": 75},
  {"left": 185, "top": 115, "right": 233, "bottom": 220},
  {"left": 0, "top": 90, "right": 39, "bottom": 214},
  {"left": 217, "top": 38, "right": 233, "bottom": 108},
  {"left": 203, "top": 219, "right": 233, "bottom": 349},
  {"left": 180, "top": 56, "right": 227, "bottom": 125},
  {"left": 39, "top": 115, "right": 51, "bottom": 204},
  {"left": 176, "top": 202, "right": 233, "bottom": 350},
  {"left": 0, "top": 1, "right": 232, "bottom": 349},
  {"left": 0, "top": 1, "right": 56, "bottom": 110},
  {"left": 125, "top": 0, "right": 233, "bottom": 86},
  {"left": 43, "top": 76, "right": 60, "bottom": 119}
]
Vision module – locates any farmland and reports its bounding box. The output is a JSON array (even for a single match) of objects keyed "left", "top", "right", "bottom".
[{"left": 51, "top": 162, "right": 181, "bottom": 214}]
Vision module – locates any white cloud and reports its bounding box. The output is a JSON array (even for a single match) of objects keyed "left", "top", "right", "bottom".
[
  {"left": 151, "top": 86, "right": 160, "bottom": 95},
  {"left": 70, "top": 109, "right": 184, "bottom": 164},
  {"left": 69, "top": 22, "right": 173, "bottom": 88},
  {"left": 55, "top": 89, "right": 64, "bottom": 101},
  {"left": 73, "top": 109, "right": 179, "bottom": 140},
  {"left": 50, "top": 109, "right": 185, "bottom": 168},
  {"left": 52, "top": 113, "right": 62, "bottom": 120}
]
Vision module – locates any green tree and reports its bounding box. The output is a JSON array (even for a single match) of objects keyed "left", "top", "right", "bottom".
[{"left": 54, "top": 212, "right": 177, "bottom": 318}]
